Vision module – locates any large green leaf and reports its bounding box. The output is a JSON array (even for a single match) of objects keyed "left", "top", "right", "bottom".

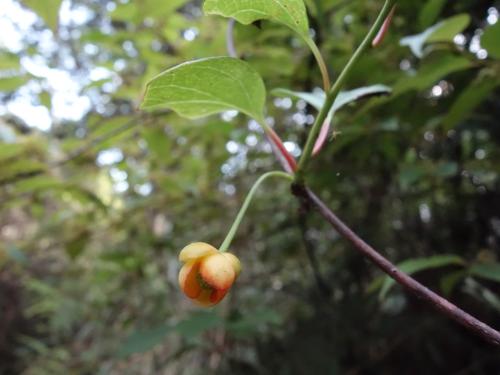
[
  {"left": 22, "top": 0, "right": 63, "bottom": 33},
  {"left": 204, "top": 0, "right": 310, "bottom": 38},
  {"left": 142, "top": 57, "right": 266, "bottom": 122},
  {"left": 481, "top": 22, "right": 500, "bottom": 59},
  {"left": 378, "top": 255, "right": 465, "bottom": 300},
  {"left": 401, "top": 14, "right": 470, "bottom": 58}
]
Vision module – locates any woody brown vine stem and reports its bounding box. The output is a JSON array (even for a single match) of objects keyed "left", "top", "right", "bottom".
[{"left": 291, "top": 184, "right": 500, "bottom": 346}]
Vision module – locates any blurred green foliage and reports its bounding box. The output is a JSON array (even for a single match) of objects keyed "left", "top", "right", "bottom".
[{"left": 1, "top": 0, "right": 500, "bottom": 373}]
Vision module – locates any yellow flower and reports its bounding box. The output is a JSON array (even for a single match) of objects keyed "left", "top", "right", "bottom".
[{"left": 178, "top": 242, "right": 241, "bottom": 306}]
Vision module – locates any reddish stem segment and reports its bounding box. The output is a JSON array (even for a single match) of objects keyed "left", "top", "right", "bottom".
[
  {"left": 312, "top": 118, "right": 331, "bottom": 156},
  {"left": 372, "top": 5, "right": 396, "bottom": 47},
  {"left": 265, "top": 127, "right": 298, "bottom": 172},
  {"left": 292, "top": 185, "right": 500, "bottom": 346}
]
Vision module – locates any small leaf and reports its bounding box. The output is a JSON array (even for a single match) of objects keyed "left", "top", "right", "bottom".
[
  {"left": 440, "top": 270, "right": 467, "bottom": 296},
  {"left": 6, "top": 246, "right": 28, "bottom": 265},
  {"left": 142, "top": 57, "right": 266, "bottom": 122},
  {"left": 481, "top": 22, "right": 500, "bottom": 59},
  {"left": 204, "top": 0, "right": 310, "bottom": 38},
  {"left": 379, "top": 255, "right": 465, "bottom": 300},
  {"left": 0, "top": 75, "right": 30, "bottom": 92},
  {"left": 142, "top": 128, "right": 172, "bottom": 161},
  {"left": 470, "top": 263, "right": 500, "bottom": 283},
  {"left": 22, "top": 0, "right": 63, "bottom": 33},
  {"left": 443, "top": 72, "right": 500, "bottom": 130},
  {"left": 0, "top": 53, "right": 21, "bottom": 70},
  {"left": 401, "top": 14, "right": 470, "bottom": 58},
  {"left": 272, "top": 85, "right": 391, "bottom": 153},
  {"left": 272, "top": 85, "right": 392, "bottom": 112},
  {"left": 117, "top": 325, "right": 171, "bottom": 358},
  {"left": 399, "top": 164, "right": 425, "bottom": 188},
  {"left": 435, "top": 162, "right": 459, "bottom": 178},
  {"left": 393, "top": 55, "right": 472, "bottom": 95}
]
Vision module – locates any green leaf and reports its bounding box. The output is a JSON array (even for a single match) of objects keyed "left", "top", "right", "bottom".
[
  {"left": 435, "top": 162, "right": 459, "bottom": 178},
  {"left": 440, "top": 270, "right": 467, "bottom": 296},
  {"left": 142, "top": 57, "right": 266, "bottom": 122},
  {"left": 427, "top": 14, "right": 470, "bottom": 43},
  {"left": 0, "top": 53, "right": 21, "bottom": 70},
  {"left": 0, "top": 144, "right": 24, "bottom": 160},
  {"left": 443, "top": 72, "right": 500, "bottom": 130},
  {"left": 22, "top": 0, "right": 63, "bottom": 33},
  {"left": 117, "top": 324, "right": 172, "bottom": 357},
  {"left": 481, "top": 22, "right": 500, "bottom": 59},
  {"left": 399, "top": 164, "right": 425, "bottom": 188},
  {"left": 0, "top": 75, "right": 29, "bottom": 92},
  {"left": 142, "top": 128, "right": 172, "bottom": 161},
  {"left": 272, "top": 84, "right": 392, "bottom": 115},
  {"left": 226, "top": 308, "right": 282, "bottom": 337},
  {"left": 0, "top": 160, "right": 45, "bottom": 180},
  {"left": 272, "top": 85, "right": 391, "bottom": 151},
  {"left": 6, "top": 246, "right": 28, "bottom": 265},
  {"left": 393, "top": 55, "right": 472, "bottom": 95},
  {"left": 112, "top": 0, "right": 189, "bottom": 24},
  {"left": 379, "top": 255, "right": 465, "bottom": 300},
  {"left": 13, "top": 176, "right": 61, "bottom": 193},
  {"left": 419, "top": 0, "right": 447, "bottom": 29},
  {"left": 470, "top": 263, "right": 500, "bottom": 283},
  {"left": 204, "top": 0, "right": 310, "bottom": 38},
  {"left": 174, "top": 311, "right": 222, "bottom": 338},
  {"left": 401, "top": 14, "right": 470, "bottom": 58}
]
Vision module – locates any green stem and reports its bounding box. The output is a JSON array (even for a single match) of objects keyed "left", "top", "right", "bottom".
[
  {"left": 219, "top": 171, "right": 294, "bottom": 252},
  {"left": 295, "top": 0, "right": 397, "bottom": 183},
  {"left": 305, "top": 37, "right": 331, "bottom": 92}
]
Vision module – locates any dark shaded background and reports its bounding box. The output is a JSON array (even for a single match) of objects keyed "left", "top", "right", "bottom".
[{"left": 0, "top": 0, "right": 499, "bottom": 373}]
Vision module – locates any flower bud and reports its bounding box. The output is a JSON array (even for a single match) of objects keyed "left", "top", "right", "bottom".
[{"left": 178, "top": 242, "right": 241, "bottom": 306}]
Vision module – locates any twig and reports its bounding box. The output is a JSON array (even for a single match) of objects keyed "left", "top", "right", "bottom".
[{"left": 290, "top": 184, "right": 500, "bottom": 346}]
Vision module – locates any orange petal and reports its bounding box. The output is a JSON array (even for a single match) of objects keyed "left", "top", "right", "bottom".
[
  {"left": 178, "top": 261, "right": 202, "bottom": 298},
  {"left": 210, "top": 288, "right": 229, "bottom": 304},
  {"left": 194, "top": 288, "right": 216, "bottom": 307},
  {"left": 223, "top": 252, "right": 241, "bottom": 277},
  {"left": 199, "top": 253, "right": 235, "bottom": 290},
  {"left": 179, "top": 242, "right": 218, "bottom": 263}
]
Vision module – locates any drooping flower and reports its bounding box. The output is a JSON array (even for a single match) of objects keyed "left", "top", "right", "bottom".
[{"left": 178, "top": 242, "right": 241, "bottom": 306}]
